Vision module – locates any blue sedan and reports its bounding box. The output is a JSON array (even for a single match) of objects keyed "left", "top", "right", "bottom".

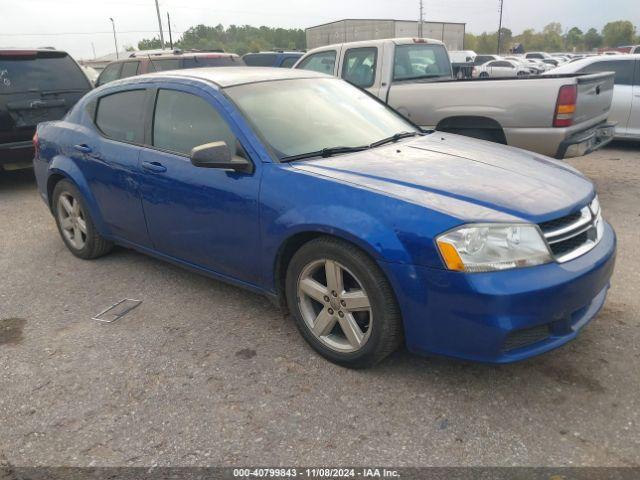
[{"left": 33, "top": 67, "right": 616, "bottom": 368}]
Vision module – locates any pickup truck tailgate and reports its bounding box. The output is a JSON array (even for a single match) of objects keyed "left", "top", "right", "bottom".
[{"left": 573, "top": 72, "right": 614, "bottom": 126}]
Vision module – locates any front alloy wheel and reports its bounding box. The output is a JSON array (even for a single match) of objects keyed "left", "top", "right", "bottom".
[
  {"left": 286, "top": 237, "right": 403, "bottom": 368},
  {"left": 297, "top": 259, "right": 372, "bottom": 352}
]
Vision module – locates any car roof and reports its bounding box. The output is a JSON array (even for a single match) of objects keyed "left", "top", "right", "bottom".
[
  {"left": 130, "top": 66, "right": 330, "bottom": 88},
  {"left": 550, "top": 53, "right": 640, "bottom": 74}
]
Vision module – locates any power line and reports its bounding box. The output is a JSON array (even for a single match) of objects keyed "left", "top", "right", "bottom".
[{"left": 0, "top": 30, "right": 185, "bottom": 36}]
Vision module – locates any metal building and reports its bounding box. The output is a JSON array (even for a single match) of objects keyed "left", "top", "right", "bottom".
[{"left": 306, "top": 19, "right": 466, "bottom": 50}]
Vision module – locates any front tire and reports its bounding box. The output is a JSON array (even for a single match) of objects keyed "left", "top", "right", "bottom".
[
  {"left": 285, "top": 237, "right": 403, "bottom": 368},
  {"left": 52, "top": 179, "right": 113, "bottom": 259}
]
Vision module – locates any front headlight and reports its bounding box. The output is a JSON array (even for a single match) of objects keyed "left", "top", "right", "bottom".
[{"left": 436, "top": 224, "right": 552, "bottom": 273}]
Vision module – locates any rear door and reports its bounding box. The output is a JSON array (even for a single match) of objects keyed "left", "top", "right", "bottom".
[
  {"left": 579, "top": 59, "right": 633, "bottom": 134},
  {"left": 96, "top": 62, "right": 122, "bottom": 86},
  {"left": 0, "top": 50, "right": 92, "bottom": 148},
  {"left": 627, "top": 60, "right": 640, "bottom": 137}
]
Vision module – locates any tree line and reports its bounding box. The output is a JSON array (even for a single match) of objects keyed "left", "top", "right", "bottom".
[
  {"left": 465, "top": 20, "right": 638, "bottom": 54},
  {"left": 138, "top": 24, "right": 305, "bottom": 55},
  {"left": 136, "top": 20, "right": 638, "bottom": 55}
]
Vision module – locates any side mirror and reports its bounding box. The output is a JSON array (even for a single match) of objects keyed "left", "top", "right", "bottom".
[{"left": 190, "top": 141, "right": 253, "bottom": 173}]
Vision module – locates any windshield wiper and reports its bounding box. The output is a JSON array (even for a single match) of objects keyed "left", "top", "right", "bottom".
[
  {"left": 369, "top": 131, "right": 420, "bottom": 148},
  {"left": 281, "top": 145, "right": 369, "bottom": 162}
]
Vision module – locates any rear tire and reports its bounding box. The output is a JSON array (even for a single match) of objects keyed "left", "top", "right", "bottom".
[
  {"left": 52, "top": 179, "right": 113, "bottom": 259},
  {"left": 479, "top": 72, "right": 489, "bottom": 78},
  {"left": 285, "top": 236, "right": 403, "bottom": 368}
]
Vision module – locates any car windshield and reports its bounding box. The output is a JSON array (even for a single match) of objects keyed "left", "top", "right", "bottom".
[{"left": 225, "top": 78, "right": 419, "bottom": 160}]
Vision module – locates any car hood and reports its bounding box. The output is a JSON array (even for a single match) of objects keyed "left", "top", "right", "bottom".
[{"left": 291, "top": 133, "right": 594, "bottom": 223}]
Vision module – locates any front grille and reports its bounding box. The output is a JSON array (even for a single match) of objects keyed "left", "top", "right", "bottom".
[
  {"left": 502, "top": 324, "right": 550, "bottom": 351},
  {"left": 538, "top": 198, "right": 603, "bottom": 263}
]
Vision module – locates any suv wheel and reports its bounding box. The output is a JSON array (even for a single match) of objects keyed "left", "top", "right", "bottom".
[
  {"left": 285, "top": 237, "right": 403, "bottom": 368},
  {"left": 52, "top": 180, "right": 113, "bottom": 259}
]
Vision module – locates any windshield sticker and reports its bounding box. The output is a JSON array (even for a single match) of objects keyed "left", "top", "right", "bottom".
[{"left": 0, "top": 70, "right": 10, "bottom": 88}]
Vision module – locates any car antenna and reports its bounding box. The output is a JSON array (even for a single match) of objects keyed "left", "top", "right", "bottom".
[{"left": 147, "top": 53, "right": 158, "bottom": 72}]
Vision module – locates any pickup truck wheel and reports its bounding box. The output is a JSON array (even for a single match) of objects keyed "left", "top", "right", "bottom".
[
  {"left": 285, "top": 237, "right": 403, "bottom": 368},
  {"left": 52, "top": 180, "right": 113, "bottom": 259}
]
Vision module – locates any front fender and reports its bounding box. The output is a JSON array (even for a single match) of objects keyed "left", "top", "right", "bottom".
[{"left": 47, "top": 155, "right": 111, "bottom": 237}]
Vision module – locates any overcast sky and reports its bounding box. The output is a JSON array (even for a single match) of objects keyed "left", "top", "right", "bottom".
[{"left": 1, "top": 0, "right": 638, "bottom": 59}]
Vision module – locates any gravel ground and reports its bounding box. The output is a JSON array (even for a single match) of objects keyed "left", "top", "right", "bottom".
[{"left": 1, "top": 142, "right": 639, "bottom": 467}]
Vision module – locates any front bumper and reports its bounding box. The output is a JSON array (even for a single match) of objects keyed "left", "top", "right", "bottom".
[
  {"left": 381, "top": 222, "right": 616, "bottom": 363},
  {"left": 555, "top": 122, "right": 616, "bottom": 159}
]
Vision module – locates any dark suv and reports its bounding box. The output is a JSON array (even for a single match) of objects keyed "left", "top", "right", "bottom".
[
  {"left": 242, "top": 51, "right": 304, "bottom": 68},
  {"left": 1, "top": 49, "right": 92, "bottom": 170},
  {"left": 96, "top": 50, "right": 244, "bottom": 86}
]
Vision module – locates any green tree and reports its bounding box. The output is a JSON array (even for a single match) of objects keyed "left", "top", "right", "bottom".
[
  {"left": 497, "top": 27, "right": 512, "bottom": 53},
  {"left": 138, "top": 37, "right": 163, "bottom": 50},
  {"left": 583, "top": 27, "right": 603, "bottom": 50},
  {"left": 464, "top": 33, "right": 478, "bottom": 51},
  {"left": 602, "top": 20, "right": 636, "bottom": 47},
  {"left": 541, "top": 22, "right": 563, "bottom": 51},
  {"left": 565, "top": 27, "right": 583, "bottom": 51}
]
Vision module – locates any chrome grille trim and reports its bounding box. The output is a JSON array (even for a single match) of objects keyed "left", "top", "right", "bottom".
[{"left": 539, "top": 198, "right": 604, "bottom": 263}]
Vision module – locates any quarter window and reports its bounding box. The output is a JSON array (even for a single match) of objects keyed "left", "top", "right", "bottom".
[
  {"left": 95, "top": 90, "right": 147, "bottom": 143},
  {"left": 279, "top": 56, "right": 299, "bottom": 68},
  {"left": 342, "top": 48, "right": 377, "bottom": 88},
  {"left": 120, "top": 61, "right": 140, "bottom": 78},
  {"left": 580, "top": 60, "right": 634, "bottom": 85},
  {"left": 296, "top": 50, "right": 337, "bottom": 75},
  {"left": 152, "top": 89, "right": 237, "bottom": 156}
]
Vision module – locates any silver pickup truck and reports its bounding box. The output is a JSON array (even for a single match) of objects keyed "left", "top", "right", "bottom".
[{"left": 294, "top": 38, "right": 616, "bottom": 158}]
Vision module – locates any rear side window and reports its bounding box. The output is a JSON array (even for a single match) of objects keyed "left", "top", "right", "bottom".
[
  {"left": 243, "top": 54, "right": 277, "bottom": 67},
  {"left": 0, "top": 52, "right": 90, "bottom": 94},
  {"left": 183, "top": 56, "right": 243, "bottom": 68},
  {"left": 120, "top": 61, "right": 140, "bottom": 78},
  {"left": 97, "top": 63, "right": 122, "bottom": 86},
  {"left": 474, "top": 55, "right": 493, "bottom": 65},
  {"left": 150, "top": 59, "right": 182, "bottom": 72},
  {"left": 95, "top": 90, "right": 147, "bottom": 143},
  {"left": 393, "top": 44, "right": 452, "bottom": 81},
  {"left": 580, "top": 60, "right": 634, "bottom": 85},
  {"left": 152, "top": 89, "right": 237, "bottom": 156},
  {"left": 342, "top": 48, "right": 377, "bottom": 88},
  {"left": 279, "top": 57, "right": 299, "bottom": 68},
  {"left": 296, "top": 51, "right": 337, "bottom": 75}
]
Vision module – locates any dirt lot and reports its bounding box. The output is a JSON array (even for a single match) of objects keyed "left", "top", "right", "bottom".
[{"left": 1, "top": 142, "right": 639, "bottom": 467}]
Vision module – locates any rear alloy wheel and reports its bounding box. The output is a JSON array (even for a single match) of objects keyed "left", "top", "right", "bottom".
[
  {"left": 286, "top": 237, "right": 403, "bottom": 368},
  {"left": 52, "top": 180, "right": 113, "bottom": 259}
]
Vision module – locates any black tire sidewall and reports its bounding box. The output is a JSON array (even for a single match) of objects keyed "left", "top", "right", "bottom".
[
  {"left": 285, "top": 239, "right": 398, "bottom": 368},
  {"left": 52, "top": 180, "right": 99, "bottom": 259}
]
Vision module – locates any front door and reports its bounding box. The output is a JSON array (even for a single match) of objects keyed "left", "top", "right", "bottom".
[{"left": 137, "top": 87, "right": 262, "bottom": 284}]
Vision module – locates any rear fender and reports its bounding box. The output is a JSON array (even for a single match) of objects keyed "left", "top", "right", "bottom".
[{"left": 47, "top": 155, "right": 111, "bottom": 237}]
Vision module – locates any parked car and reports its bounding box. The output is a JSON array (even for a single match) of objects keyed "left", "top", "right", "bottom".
[
  {"left": 0, "top": 48, "right": 92, "bottom": 171},
  {"left": 449, "top": 50, "right": 476, "bottom": 79},
  {"left": 473, "top": 54, "right": 502, "bottom": 66},
  {"left": 33, "top": 67, "right": 616, "bottom": 368},
  {"left": 525, "top": 52, "right": 553, "bottom": 60},
  {"left": 294, "top": 38, "right": 616, "bottom": 158},
  {"left": 547, "top": 54, "right": 640, "bottom": 140},
  {"left": 95, "top": 49, "right": 244, "bottom": 86},
  {"left": 472, "top": 59, "right": 530, "bottom": 78},
  {"left": 80, "top": 65, "right": 99, "bottom": 85},
  {"left": 242, "top": 51, "right": 304, "bottom": 68},
  {"left": 503, "top": 56, "right": 541, "bottom": 74}
]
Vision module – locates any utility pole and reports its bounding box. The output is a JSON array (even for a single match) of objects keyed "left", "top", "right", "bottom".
[
  {"left": 109, "top": 18, "right": 119, "bottom": 59},
  {"left": 154, "top": 0, "right": 165, "bottom": 49},
  {"left": 167, "top": 12, "right": 173, "bottom": 49},
  {"left": 497, "top": 0, "right": 504, "bottom": 54},
  {"left": 418, "top": 0, "right": 424, "bottom": 38}
]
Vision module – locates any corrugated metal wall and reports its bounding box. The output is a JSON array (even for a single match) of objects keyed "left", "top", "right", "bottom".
[{"left": 306, "top": 19, "right": 465, "bottom": 50}]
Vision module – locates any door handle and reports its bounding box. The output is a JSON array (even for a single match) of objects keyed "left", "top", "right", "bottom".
[
  {"left": 74, "top": 144, "right": 93, "bottom": 154},
  {"left": 142, "top": 160, "right": 167, "bottom": 173}
]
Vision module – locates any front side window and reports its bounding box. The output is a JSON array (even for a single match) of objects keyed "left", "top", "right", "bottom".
[
  {"left": 95, "top": 89, "right": 146, "bottom": 143},
  {"left": 580, "top": 60, "right": 634, "bottom": 85},
  {"left": 120, "top": 61, "right": 140, "bottom": 79},
  {"left": 97, "top": 62, "right": 122, "bottom": 86},
  {"left": 342, "top": 48, "right": 377, "bottom": 88},
  {"left": 226, "top": 78, "right": 418, "bottom": 159},
  {"left": 150, "top": 59, "right": 182, "bottom": 72},
  {"left": 393, "top": 44, "right": 452, "bottom": 81},
  {"left": 152, "top": 89, "right": 237, "bottom": 156},
  {"left": 296, "top": 51, "right": 337, "bottom": 75}
]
